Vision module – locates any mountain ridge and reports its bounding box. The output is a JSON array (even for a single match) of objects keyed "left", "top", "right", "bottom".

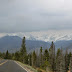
[
  {"left": 3, "top": 30, "right": 72, "bottom": 42},
  {"left": 0, "top": 35, "right": 72, "bottom": 52}
]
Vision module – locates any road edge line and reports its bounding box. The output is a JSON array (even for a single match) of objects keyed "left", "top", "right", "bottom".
[
  {"left": 0, "top": 60, "right": 8, "bottom": 66},
  {"left": 14, "top": 61, "right": 29, "bottom": 72}
]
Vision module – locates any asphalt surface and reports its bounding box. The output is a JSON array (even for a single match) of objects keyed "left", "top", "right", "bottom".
[
  {"left": 0, "top": 59, "right": 6, "bottom": 64},
  {"left": 0, "top": 60, "right": 27, "bottom": 72}
]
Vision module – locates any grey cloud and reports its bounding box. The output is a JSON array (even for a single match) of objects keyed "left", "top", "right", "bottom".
[{"left": 0, "top": 0, "right": 72, "bottom": 33}]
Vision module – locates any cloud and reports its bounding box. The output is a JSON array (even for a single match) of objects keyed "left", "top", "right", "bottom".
[{"left": 0, "top": 0, "right": 72, "bottom": 33}]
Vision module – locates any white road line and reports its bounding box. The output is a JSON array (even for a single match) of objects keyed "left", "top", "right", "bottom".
[{"left": 14, "top": 61, "right": 29, "bottom": 72}]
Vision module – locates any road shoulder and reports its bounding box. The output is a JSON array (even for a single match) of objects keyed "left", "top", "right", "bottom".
[{"left": 14, "top": 61, "right": 37, "bottom": 72}]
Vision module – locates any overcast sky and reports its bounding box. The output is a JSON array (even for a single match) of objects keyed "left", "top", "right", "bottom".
[{"left": 0, "top": 0, "right": 72, "bottom": 33}]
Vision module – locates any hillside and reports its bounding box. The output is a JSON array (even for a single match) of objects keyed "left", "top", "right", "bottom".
[
  {"left": 0, "top": 35, "right": 72, "bottom": 52},
  {"left": 0, "top": 36, "right": 50, "bottom": 52}
]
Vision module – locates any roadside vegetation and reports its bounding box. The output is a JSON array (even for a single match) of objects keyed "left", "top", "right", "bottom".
[{"left": 0, "top": 37, "right": 72, "bottom": 72}]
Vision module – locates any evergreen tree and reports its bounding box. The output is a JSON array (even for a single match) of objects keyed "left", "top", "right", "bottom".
[
  {"left": 65, "top": 49, "right": 69, "bottom": 72},
  {"left": 39, "top": 47, "right": 43, "bottom": 67},
  {"left": 60, "top": 49, "right": 65, "bottom": 72},
  {"left": 32, "top": 51, "right": 37, "bottom": 67},
  {"left": 15, "top": 51, "right": 20, "bottom": 61},
  {"left": 56, "top": 48, "right": 61, "bottom": 72},
  {"left": 56, "top": 48, "right": 61, "bottom": 59},
  {"left": 56, "top": 52, "right": 60, "bottom": 72},
  {"left": 2, "top": 53, "right": 5, "bottom": 59},
  {"left": 56, "top": 48, "right": 65, "bottom": 72},
  {"left": 36, "top": 49, "right": 40, "bottom": 67},
  {"left": 0, "top": 52, "right": 2, "bottom": 58},
  {"left": 44, "top": 49, "right": 49, "bottom": 61},
  {"left": 49, "top": 41, "right": 56, "bottom": 72},
  {"left": 11, "top": 53, "right": 15, "bottom": 60},
  {"left": 5, "top": 50, "right": 9, "bottom": 59},
  {"left": 70, "top": 55, "right": 72, "bottom": 72},
  {"left": 20, "top": 37, "right": 27, "bottom": 64},
  {"left": 28, "top": 53, "right": 32, "bottom": 66},
  {"left": 44, "top": 49, "right": 50, "bottom": 71},
  {"left": 68, "top": 52, "right": 72, "bottom": 65}
]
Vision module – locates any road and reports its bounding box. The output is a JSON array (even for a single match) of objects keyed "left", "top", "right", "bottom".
[{"left": 0, "top": 60, "right": 27, "bottom": 72}]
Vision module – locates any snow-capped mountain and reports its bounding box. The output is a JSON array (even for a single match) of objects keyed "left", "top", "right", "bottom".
[
  {"left": 4, "top": 30, "right": 72, "bottom": 42},
  {"left": 0, "top": 33, "right": 72, "bottom": 52}
]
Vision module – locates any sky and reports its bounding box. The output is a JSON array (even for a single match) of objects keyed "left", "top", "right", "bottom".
[{"left": 0, "top": 0, "right": 72, "bottom": 33}]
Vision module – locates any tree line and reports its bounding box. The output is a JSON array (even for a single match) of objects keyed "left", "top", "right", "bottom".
[{"left": 0, "top": 37, "right": 72, "bottom": 72}]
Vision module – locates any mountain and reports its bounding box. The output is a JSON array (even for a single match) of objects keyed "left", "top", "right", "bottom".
[
  {"left": 0, "top": 36, "right": 50, "bottom": 52},
  {"left": 7, "top": 30, "right": 72, "bottom": 42},
  {"left": 55, "top": 40, "right": 72, "bottom": 51},
  {"left": 0, "top": 35, "right": 72, "bottom": 53},
  {"left": 0, "top": 35, "right": 22, "bottom": 52}
]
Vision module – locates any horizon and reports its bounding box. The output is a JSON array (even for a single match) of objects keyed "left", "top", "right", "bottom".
[{"left": 0, "top": 29, "right": 72, "bottom": 42}]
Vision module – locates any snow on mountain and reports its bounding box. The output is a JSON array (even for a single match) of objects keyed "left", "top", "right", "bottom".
[{"left": 1, "top": 30, "right": 72, "bottom": 42}]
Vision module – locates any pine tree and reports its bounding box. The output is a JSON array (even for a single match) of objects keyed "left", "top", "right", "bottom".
[
  {"left": 49, "top": 41, "right": 56, "bottom": 72},
  {"left": 56, "top": 52, "right": 61, "bottom": 72},
  {"left": 65, "top": 49, "right": 69, "bottom": 72},
  {"left": 44, "top": 49, "right": 50, "bottom": 71},
  {"left": 28, "top": 53, "right": 32, "bottom": 66},
  {"left": 56, "top": 48, "right": 65, "bottom": 72},
  {"left": 70, "top": 55, "right": 72, "bottom": 72},
  {"left": 44, "top": 49, "right": 49, "bottom": 61},
  {"left": 20, "top": 37, "right": 27, "bottom": 64},
  {"left": 0, "top": 52, "right": 2, "bottom": 58},
  {"left": 14, "top": 51, "right": 20, "bottom": 61},
  {"left": 32, "top": 51, "right": 37, "bottom": 67},
  {"left": 68, "top": 52, "right": 72, "bottom": 65},
  {"left": 5, "top": 50, "right": 9, "bottom": 59},
  {"left": 39, "top": 47, "right": 43, "bottom": 67},
  {"left": 2, "top": 53, "right": 5, "bottom": 59},
  {"left": 56, "top": 48, "right": 61, "bottom": 59},
  {"left": 36, "top": 49, "right": 40, "bottom": 67},
  {"left": 60, "top": 53, "right": 65, "bottom": 72},
  {"left": 56, "top": 48, "right": 61, "bottom": 72}
]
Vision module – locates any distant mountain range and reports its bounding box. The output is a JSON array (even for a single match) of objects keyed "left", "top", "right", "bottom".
[
  {"left": 0, "top": 36, "right": 50, "bottom": 52},
  {"left": 6, "top": 30, "right": 72, "bottom": 42},
  {"left": 0, "top": 35, "right": 72, "bottom": 53},
  {"left": 0, "top": 36, "right": 22, "bottom": 52}
]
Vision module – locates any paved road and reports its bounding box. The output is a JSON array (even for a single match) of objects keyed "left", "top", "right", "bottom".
[
  {"left": 0, "top": 60, "right": 27, "bottom": 72},
  {"left": 0, "top": 59, "right": 6, "bottom": 63}
]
